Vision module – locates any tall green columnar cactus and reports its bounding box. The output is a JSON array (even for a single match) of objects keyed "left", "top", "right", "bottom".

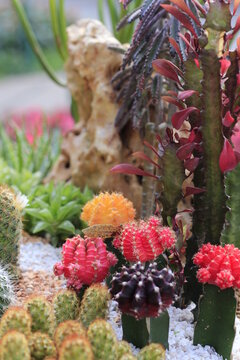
[
  {"left": 0, "top": 186, "right": 24, "bottom": 275},
  {"left": 222, "top": 164, "right": 240, "bottom": 246}
]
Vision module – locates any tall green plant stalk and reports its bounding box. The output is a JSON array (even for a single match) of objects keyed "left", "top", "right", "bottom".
[{"left": 11, "top": 0, "right": 66, "bottom": 87}]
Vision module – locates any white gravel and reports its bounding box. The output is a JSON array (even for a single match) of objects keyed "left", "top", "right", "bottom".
[
  {"left": 19, "top": 240, "right": 240, "bottom": 359},
  {"left": 19, "top": 242, "right": 62, "bottom": 272}
]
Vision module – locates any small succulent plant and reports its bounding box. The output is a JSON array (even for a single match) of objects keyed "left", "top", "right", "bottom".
[
  {"left": 24, "top": 295, "right": 55, "bottom": 336},
  {"left": 52, "top": 289, "right": 80, "bottom": 325},
  {"left": 58, "top": 335, "right": 94, "bottom": 360},
  {"left": 54, "top": 235, "right": 117, "bottom": 290},
  {"left": 116, "top": 340, "right": 133, "bottom": 360},
  {"left": 113, "top": 217, "right": 176, "bottom": 262},
  {"left": 28, "top": 332, "right": 57, "bottom": 360},
  {"left": 79, "top": 284, "right": 110, "bottom": 328},
  {"left": 0, "top": 307, "right": 31, "bottom": 338},
  {"left": 110, "top": 262, "right": 176, "bottom": 319},
  {"left": 137, "top": 343, "right": 165, "bottom": 360},
  {"left": 87, "top": 319, "right": 118, "bottom": 360},
  {"left": 0, "top": 330, "right": 31, "bottom": 360},
  {"left": 54, "top": 320, "right": 86, "bottom": 349},
  {"left": 81, "top": 192, "right": 136, "bottom": 228}
]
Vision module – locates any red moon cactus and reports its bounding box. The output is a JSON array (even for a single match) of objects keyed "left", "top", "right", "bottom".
[{"left": 54, "top": 235, "right": 117, "bottom": 290}]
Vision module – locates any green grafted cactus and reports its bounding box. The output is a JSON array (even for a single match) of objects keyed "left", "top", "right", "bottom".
[
  {"left": 53, "top": 289, "right": 79, "bottom": 325},
  {"left": 0, "top": 330, "right": 30, "bottom": 360},
  {"left": 58, "top": 335, "right": 94, "bottom": 360},
  {"left": 193, "top": 284, "right": 236, "bottom": 360},
  {"left": 0, "top": 266, "right": 14, "bottom": 316},
  {"left": 79, "top": 284, "right": 110, "bottom": 328},
  {"left": 116, "top": 340, "right": 133, "bottom": 360},
  {"left": 87, "top": 319, "right": 118, "bottom": 360},
  {"left": 0, "top": 307, "right": 31, "bottom": 337},
  {"left": 221, "top": 163, "right": 240, "bottom": 247},
  {"left": 28, "top": 332, "right": 57, "bottom": 360},
  {"left": 137, "top": 343, "right": 165, "bottom": 360},
  {"left": 24, "top": 295, "right": 55, "bottom": 336},
  {"left": 54, "top": 320, "right": 86, "bottom": 350},
  {"left": 0, "top": 186, "right": 24, "bottom": 275}
]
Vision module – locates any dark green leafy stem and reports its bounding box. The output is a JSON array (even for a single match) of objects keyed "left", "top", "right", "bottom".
[
  {"left": 11, "top": 0, "right": 66, "bottom": 87},
  {"left": 201, "top": 48, "right": 226, "bottom": 244},
  {"left": 194, "top": 284, "right": 236, "bottom": 360}
]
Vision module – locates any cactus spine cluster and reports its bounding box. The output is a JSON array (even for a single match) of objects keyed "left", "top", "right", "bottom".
[
  {"left": 28, "top": 332, "right": 56, "bottom": 360},
  {"left": 137, "top": 343, "right": 165, "bottom": 360},
  {"left": 0, "top": 330, "right": 31, "bottom": 360},
  {"left": 54, "top": 320, "right": 86, "bottom": 349},
  {"left": 79, "top": 284, "right": 110, "bottom": 328},
  {"left": 0, "top": 307, "right": 31, "bottom": 337},
  {"left": 0, "top": 186, "right": 23, "bottom": 275},
  {"left": 116, "top": 340, "right": 133, "bottom": 360},
  {"left": 0, "top": 265, "right": 14, "bottom": 316},
  {"left": 53, "top": 290, "right": 79, "bottom": 325},
  {"left": 59, "top": 335, "right": 93, "bottom": 360},
  {"left": 24, "top": 295, "right": 55, "bottom": 336},
  {"left": 87, "top": 319, "right": 118, "bottom": 360}
]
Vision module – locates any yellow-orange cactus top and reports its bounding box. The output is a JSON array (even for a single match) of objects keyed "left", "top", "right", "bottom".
[{"left": 81, "top": 192, "right": 136, "bottom": 227}]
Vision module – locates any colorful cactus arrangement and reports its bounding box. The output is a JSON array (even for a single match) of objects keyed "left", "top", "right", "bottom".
[{"left": 1, "top": 0, "right": 240, "bottom": 359}]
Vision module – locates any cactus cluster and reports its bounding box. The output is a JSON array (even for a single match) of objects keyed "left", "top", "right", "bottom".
[
  {"left": 0, "top": 307, "right": 31, "bottom": 338},
  {"left": 137, "top": 343, "right": 165, "bottom": 360},
  {"left": 113, "top": 217, "right": 176, "bottom": 262},
  {"left": 0, "top": 330, "right": 31, "bottom": 360},
  {"left": 28, "top": 332, "right": 56, "bottom": 360},
  {"left": 0, "top": 186, "right": 25, "bottom": 275},
  {"left": 54, "top": 235, "right": 117, "bottom": 290},
  {"left": 58, "top": 335, "right": 93, "bottom": 360},
  {"left": 111, "top": 262, "right": 176, "bottom": 319},
  {"left": 54, "top": 321, "right": 86, "bottom": 349},
  {"left": 81, "top": 192, "right": 136, "bottom": 227},
  {"left": 53, "top": 290, "right": 79, "bottom": 325}
]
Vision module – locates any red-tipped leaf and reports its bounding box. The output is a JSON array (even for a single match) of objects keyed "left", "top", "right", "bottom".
[
  {"left": 184, "top": 157, "right": 200, "bottom": 172},
  {"left": 169, "top": 0, "right": 201, "bottom": 26},
  {"left": 160, "top": 4, "right": 198, "bottom": 37},
  {"left": 132, "top": 152, "right": 161, "bottom": 169},
  {"left": 219, "top": 139, "right": 238, "bottom": 173},
  {"left": 169, "top": 37, "right": 183, "bottom": 61},
  {"left": 222, "top": 111, "right": 234, "bottom": 127},
  {"left": 110, "top": 164, "right": 158, "bottom": 178},
  {"left": 178, "top": 90, "right": 198, "bottom": 101},
  {"left": 162, "top": 96, "right": 184, "bottom": 109},
  {"left": 176, "top": 142, "right": 195, "bottom": 160},
  {"left": 172, "top": 107, "right": 199, "bottom": 129},
  {"left": 184, "top": 186, "right": 206, "bottom": 197}
]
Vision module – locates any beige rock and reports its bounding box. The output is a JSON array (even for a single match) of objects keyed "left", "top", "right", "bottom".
[{"left": 47, "top": 19, "right": 142, "bottom": 213}]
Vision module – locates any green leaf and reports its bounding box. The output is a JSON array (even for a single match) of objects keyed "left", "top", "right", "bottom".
[
  {"left": 32, "top": 221, "right": 50, "bottom": 234},
  {"left": 58, "top": 220, "right": 75, "bottom": 234}
]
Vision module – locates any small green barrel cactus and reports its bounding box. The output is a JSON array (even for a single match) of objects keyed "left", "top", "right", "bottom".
[
  {"left": 24, "top": 295, "right": 55, "bottom": 336},
  {"left": 59, "top": 335, "right": 94, "bottom": 360},
  {"left": 137, "top": 344, "right": 165, "bottom": 360},
  {"left": 0, "top": 330, "right": 30, "bottom": 360},
  {"left": 79, "top": 284, "right": 110, "bottom": 328},
  {"left": 0, "top": 265, "right": 14, "bottom": 316},
  {"left": 0, "top": 307, "right": 31, "bottom": 337},
  {"left": 54, "top": 320, "right": 86, "bottom": 349},
  {"left": 120, "top": 355, "right": 137, "bottom": 360},
  {"left": 28, "top": 332, "right": 56, "bottom": 360},
  {"left": 53, "top": 290, "right": 79, "bottom": 325},
  {"left": 87, "top": 319, "right": 118, "bottom": 360},
  {"left": 116, "top": 341, "right": 133, "bottom": 360},
  {"left": 0, "top": 186, "right": 25, "bottom": 274}
]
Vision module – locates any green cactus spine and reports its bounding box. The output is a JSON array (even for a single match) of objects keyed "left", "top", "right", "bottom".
[
  {"left": 54, "top": 320, "right": 86, "bottom": 349},
  {"left": 0, "top": 331, "right": 30, "bottom": 360},
  {"left": 221, "top": 163, "right": 240, "bottom": 247},
  {"left": 116, "top": 340, "right": 133, "bottom": 360},
  {"left": 137, "top": 343, "right": 165, "bottom": 360},
  {"left": 53, "top": 290, "right": 79, "bottom": 325},
  {"left": 58, "top": 335, "right": 94, "bottom": 360},
  {"left": 87, "top": 319, "right": 118, "bottom": 360},
  {"left": 28, "top": 332, "right": 56, "bottom": 360},
  {"left": 79, "top": 284, "right": 110, "bottom": 328},
  {"left": 0, "top": 186, "right": 24, "bottom": 275},
  {"left": 24, "top": 295, "right": 55, "bottom": 336},
  {"left": 0, "top": 266, "right": 14, "bottom": 316},
  {"left": 0, "top": 307, "right": 31, "bottom": 337}
]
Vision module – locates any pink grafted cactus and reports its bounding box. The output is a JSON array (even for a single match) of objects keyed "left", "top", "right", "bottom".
[
  {"left": 54, "top": 235, "right": 117, "bottom": 290},
  {"left": 113, "top": 216, "right": 176, "bottom": 262}
]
